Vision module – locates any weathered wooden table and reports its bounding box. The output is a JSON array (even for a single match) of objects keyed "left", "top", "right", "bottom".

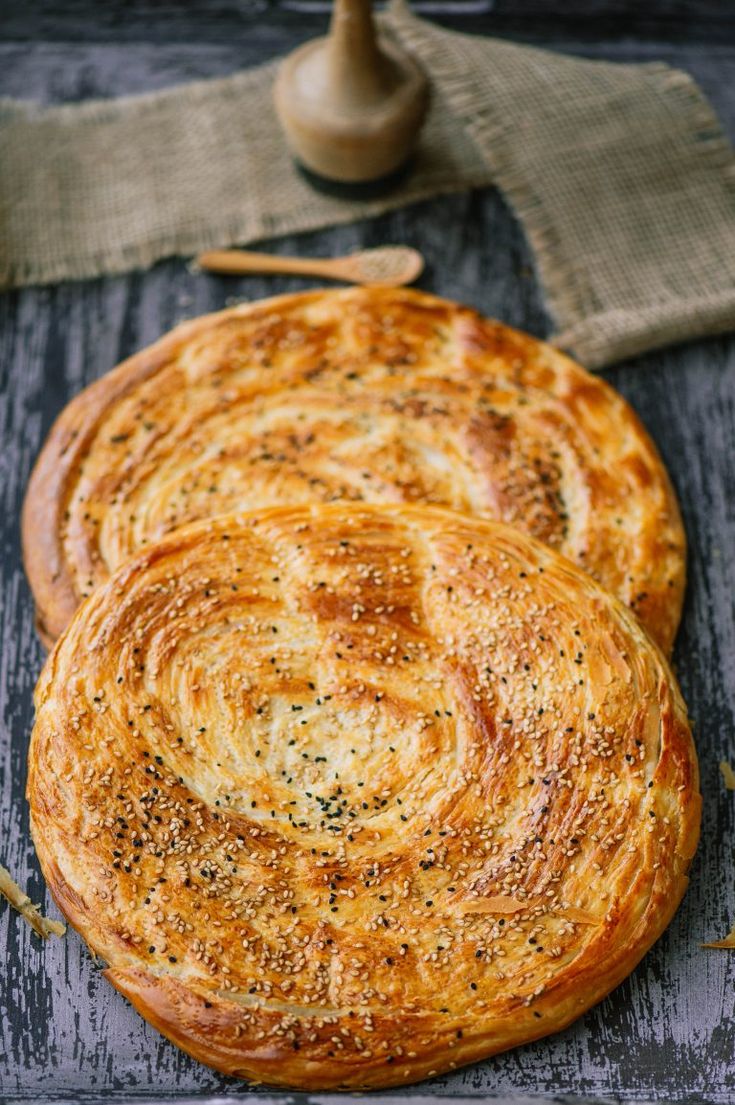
[{"left": 1, "top": 3, "right": 734, "bottom": 1102}]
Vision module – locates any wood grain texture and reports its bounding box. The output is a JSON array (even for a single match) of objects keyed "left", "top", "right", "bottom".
[
  {"left": 1, "top": 7, "right": 735, "bottom": 1102},
  {"left": 2, "top": 1, "right": 734, "bottom": 46}
]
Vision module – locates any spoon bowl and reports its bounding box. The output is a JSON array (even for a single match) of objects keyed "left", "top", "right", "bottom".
[{"left": 339, "top": 246, "right": 425, "bottom": 286}]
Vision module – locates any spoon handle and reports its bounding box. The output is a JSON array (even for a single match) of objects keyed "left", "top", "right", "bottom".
[{"left": 197, "top": 249, "right": 344, "bottom": 280}]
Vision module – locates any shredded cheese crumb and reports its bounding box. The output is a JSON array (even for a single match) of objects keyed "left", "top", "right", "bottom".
[
  {"left": 703, "top": 921, "right": 735, "bottom": 950},
  {"left": 720, "top": 761, "right": 735, "bottom": 790},
  {"left": 0, "top": 864, "right": 66, "bottom": 939}
]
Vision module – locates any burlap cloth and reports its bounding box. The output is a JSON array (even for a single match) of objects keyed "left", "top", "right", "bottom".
[{"left": 2, "top": 1, "right": 734, "bottom": 367}]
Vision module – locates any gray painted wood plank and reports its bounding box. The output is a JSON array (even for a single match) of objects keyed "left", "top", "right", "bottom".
[
  {"left": 1, "top": 14, "right": 734, "bottom": 1102},
  {"left": 2, "top": 0, "right": 733, "bottom": 46}
]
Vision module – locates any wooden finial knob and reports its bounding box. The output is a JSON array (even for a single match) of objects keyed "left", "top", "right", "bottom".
[{"left": 274, "top": 0, "right": 429, "bottom": 185}]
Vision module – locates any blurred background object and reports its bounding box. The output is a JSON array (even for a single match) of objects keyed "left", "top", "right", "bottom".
[{"left": 274, "top": 0, "right": 429, "bottom": 186}]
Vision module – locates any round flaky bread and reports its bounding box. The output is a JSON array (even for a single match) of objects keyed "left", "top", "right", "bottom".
[
  {"left": 23, "top": 288, "right": 684, "bottom": 652},
  {"left": 29, "top": 503, "right": 699, "bottom": 1090}
]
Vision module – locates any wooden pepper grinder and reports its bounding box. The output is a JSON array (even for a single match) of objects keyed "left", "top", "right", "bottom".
[{"left": 274, "top": 0, "right": 429, "bottom": 191}]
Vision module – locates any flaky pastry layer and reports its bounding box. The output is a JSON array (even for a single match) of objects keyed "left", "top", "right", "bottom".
[
  {"left": 28, "top": 504, "right": 700, "bottom": 1089},
  {"left": 22, "top": 288, "right": 685, "bottom": 651}
]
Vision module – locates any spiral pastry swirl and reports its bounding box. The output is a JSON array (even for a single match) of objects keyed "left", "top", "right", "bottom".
[
  {"left": 29, "top": 504, "right": 699, "bottom": 1089},
  {"left": 23, "top": 288, "right": 684, "bottom": 651}
]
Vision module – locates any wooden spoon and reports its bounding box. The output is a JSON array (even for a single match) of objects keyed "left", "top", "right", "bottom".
[{"left": 195, "top": 245, "right": 424, "bottom": 287}]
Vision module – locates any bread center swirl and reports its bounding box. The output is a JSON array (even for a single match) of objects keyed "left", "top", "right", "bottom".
[{"left": 118, "top": 525, "right": 463, "bottom": 840}]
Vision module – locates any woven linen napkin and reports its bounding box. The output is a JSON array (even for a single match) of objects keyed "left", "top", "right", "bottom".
[{"left": 1, "top": 1, "right": 734, "bottom": 367}]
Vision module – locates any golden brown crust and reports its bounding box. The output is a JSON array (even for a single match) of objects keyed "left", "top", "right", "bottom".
[
  {"left": 28, "top": 503, "right": 700, "bottom": 1090},
  {"left": 22, "top": 287, "right": 685, "bottom": 652}
]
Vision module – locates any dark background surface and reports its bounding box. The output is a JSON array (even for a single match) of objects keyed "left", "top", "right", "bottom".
[{"left": 1, "top": 2, "right": 734, "bottom": 1102}]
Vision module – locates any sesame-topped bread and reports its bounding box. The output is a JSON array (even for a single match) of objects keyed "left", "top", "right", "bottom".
[
  {"left": 23, "top": 288, "right": 684, "bottom": 651},
  {"left": 28, "top": 503, "right": 699, "bottom": 1090}
]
